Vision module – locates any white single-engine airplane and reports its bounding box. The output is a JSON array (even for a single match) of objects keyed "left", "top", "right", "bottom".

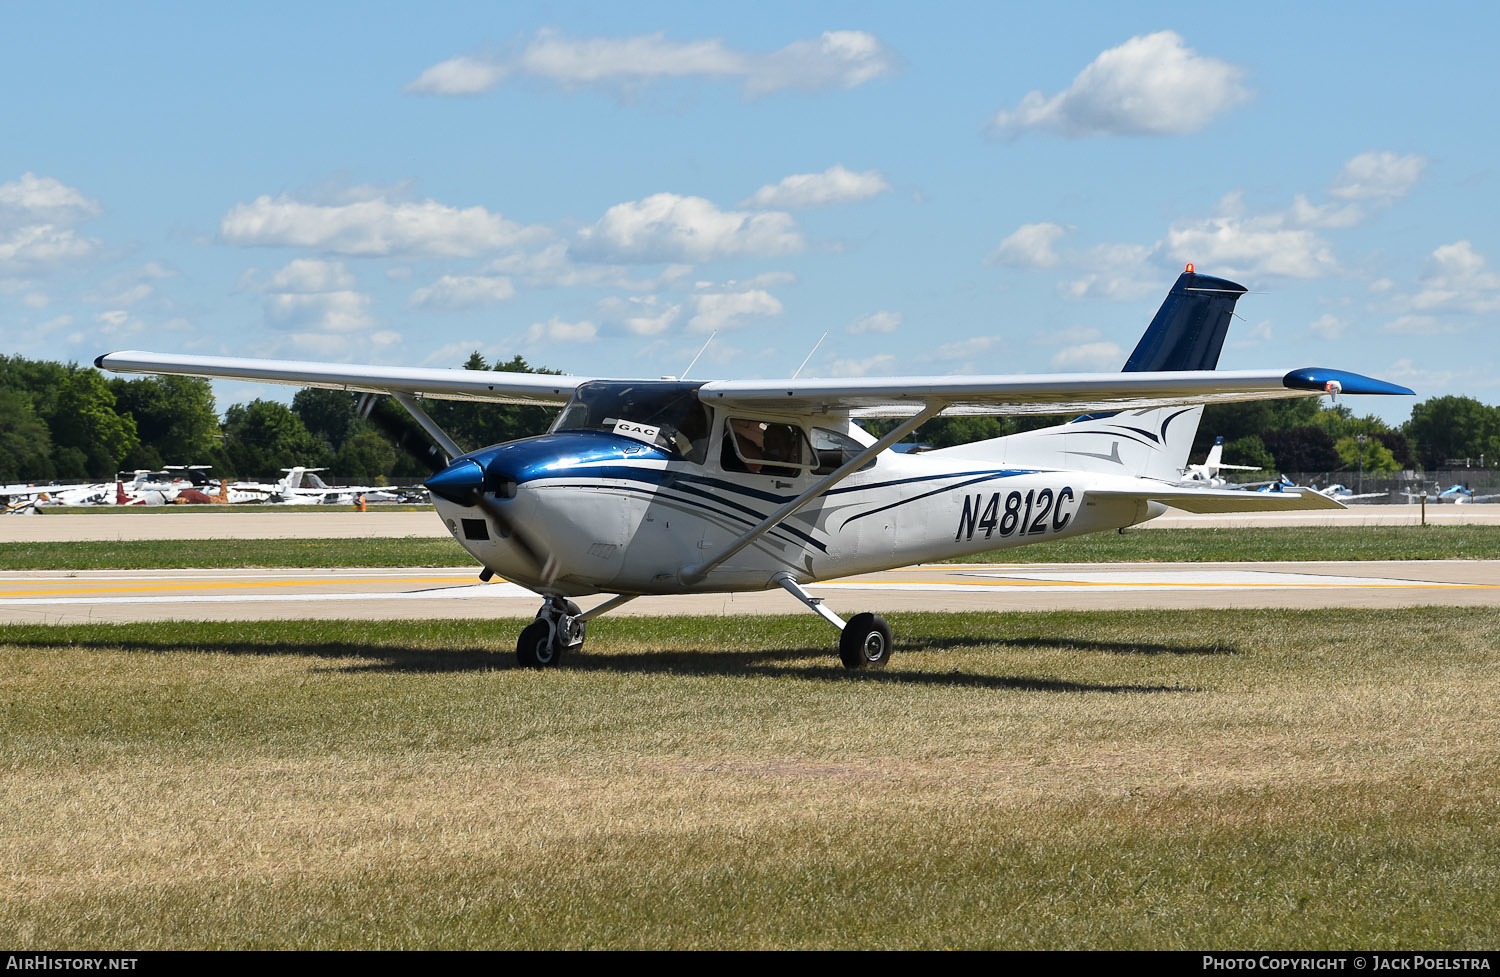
[{"left": 98, "top": 267, "right": 1413, "bottom": 669}]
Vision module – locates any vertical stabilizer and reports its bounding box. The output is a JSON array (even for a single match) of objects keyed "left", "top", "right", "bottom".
[
  {"left": 1123, "top": 269, "right": 1247, "bottom": 372},
  {"left": 929, "top": 268, "right": 1249, "bottom": 481}
]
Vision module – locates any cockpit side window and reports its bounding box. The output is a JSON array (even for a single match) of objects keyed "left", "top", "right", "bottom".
[
  {"left": 721, "top": 418, "right": 815, "bottom": 477},
  {"left": 810, "top": 427, "right": 876, "bottom": 476}
]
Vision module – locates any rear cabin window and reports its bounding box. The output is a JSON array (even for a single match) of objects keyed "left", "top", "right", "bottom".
[{"left": 721, "top": 418, "right": 815, "bottom": 478}]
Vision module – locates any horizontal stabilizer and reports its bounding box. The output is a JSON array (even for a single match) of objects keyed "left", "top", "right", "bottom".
[{"left": 1087, "top": 486, "right": 1347, "bottom": 513}]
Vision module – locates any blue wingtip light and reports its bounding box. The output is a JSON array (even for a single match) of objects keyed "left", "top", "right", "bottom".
[{"left": 1283, "top": 368, "right": 1415, "bottom": 397}]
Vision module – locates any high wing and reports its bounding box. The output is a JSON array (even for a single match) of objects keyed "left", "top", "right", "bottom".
[
  {"left": 97, "top": 352, "right": 1412, "bottom": 419},
  {"left": 95, "top": 351, "right": 591, "bottom": 406},
  {"left": 696, "top": 367, "right": 1413, "bottom": 417}
]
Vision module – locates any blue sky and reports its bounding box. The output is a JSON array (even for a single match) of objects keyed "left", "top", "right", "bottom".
[{"left": 3, "top": 1, "right": 1496, "bottom": 425}]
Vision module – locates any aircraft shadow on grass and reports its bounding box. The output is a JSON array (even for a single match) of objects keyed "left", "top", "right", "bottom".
[{"left": 32, "top": 633, "right": 1228, "bottom": 693}]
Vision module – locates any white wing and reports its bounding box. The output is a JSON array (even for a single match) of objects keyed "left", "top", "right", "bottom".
[
  {"left": 96, "top": 351, "right": 590, "bottom": 406},
  {"left": 696, "top": 367, "right": 1412, "bottom": 417},
  {"left": 97, "top": 352, "right": 1412, "bottom": 418}
]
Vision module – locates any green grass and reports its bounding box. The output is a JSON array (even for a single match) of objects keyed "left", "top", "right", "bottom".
[
  {"left": 957, "top": 524, "right": 1500, "bottom": 563},
  {"left": 4, "top": 525, "right": 1498, "bottom": 570},
  {"left": 0, "top": 536, "right": 475, "bottom": 570},
  {"left": 2, "top": 608, "right": 1497, "bottom": 948}
]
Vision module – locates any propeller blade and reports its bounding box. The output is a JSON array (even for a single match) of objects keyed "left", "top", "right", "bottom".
[{"left": 425, "top": 459, "right": 558, "bottom": 586}]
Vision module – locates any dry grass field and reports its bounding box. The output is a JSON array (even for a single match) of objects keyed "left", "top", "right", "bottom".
[
  {"left": 2, "top": 608, "right": 1497, "bottom": 948},
  {"left": 2, "top": 524, "right": 1498, "bottom": 570}
]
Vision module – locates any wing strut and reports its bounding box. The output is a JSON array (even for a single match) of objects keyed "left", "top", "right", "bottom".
[
  {"left": 391, "top": 392, "right": 465, "bottom": 464},
  {"left": 679, "top": 403, "right": 945, "bottom": 585}
]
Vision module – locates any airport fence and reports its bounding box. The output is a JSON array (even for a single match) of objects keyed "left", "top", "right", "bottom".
[{"left": 1246, "top": 470, "right": 1500, "bottom": 503}]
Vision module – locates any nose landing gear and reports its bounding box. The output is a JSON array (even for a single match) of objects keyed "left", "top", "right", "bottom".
[{"left": 517, "top": 597, "right": 585, "bottom": 668}]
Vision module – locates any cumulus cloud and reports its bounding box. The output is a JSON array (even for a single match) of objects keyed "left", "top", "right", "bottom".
[
  {"left": 847, "top": 311, "right": 901, "bottom": 334},
  {"left": 1308, "top": 314, "right": 1348, "bottom": 340},
  {"left": 220, "top": 190, "right": 544, "bottom": 257},
  {"left": 574, "top": 193, "right": 803, "bottom": 264},
  {"left": 265, "top": 290, "right": 374, "bottom": 333},
  {"left": 599, "top": 295, "right": 683, "bottom": 336},
  {"left": 1166, "top": 194, "right": 1336, "bottom": 280},
  {"left": 742, "top": 165, "right": 891, "bottom": 209},
  {"left": 488, "top": 242, "right": 692, "bottom": 291},
  {"left": 409, "top": 274, "right": 516, "bottom": 309},
  {"left": 407, "top": 29, "right": 896, "bottom": 98},
  {"left": 928, "top": 335, "right": 1007, "bottom": 362},
  {"left": 253, "top": 258, "right": 380, "bottom": 348},
  {"left": 266, "top": 258, "right": 355, "bottom": 293},
  {"left": 694, "top": 271, "right": 797, "bottom": 292},
  {"left": 1288, "top": 194, "right": 1364, "bottom": 230},
  {"left": 405, "top": 55, "right": 510, "bottom": 96},
  {"left": 829, "top": 353, "right": 898, "bottom": 377},
  {"left": 1330, "top": 151, "right": 1427, "bottom": 201},
  {"left": 988, "top": 222, "right": 1069, "bottom": 268},
  {"left": 1407, "top": 241, "right": 1500, "bottom": 314},
  {"left": 688, "top": 289, "right": 783, "bottom": 332},
  {"left": 0, "top": 173, "right": 102, "bottom": 274},
  {"left": 0, "top": 172, "right": 101, "bottom": 226},
  {"left": 990, "top": 31, "right": 1248, "bottom": 137},
  {"left": 525, "top": 316, "right": 598, "bottom": 344},
  {"left": 1050, "top": 341, "right": 1126, "bottom": 371},
  {"left": 1060, "top": 243, "right": 1162, "bottom": 300}
]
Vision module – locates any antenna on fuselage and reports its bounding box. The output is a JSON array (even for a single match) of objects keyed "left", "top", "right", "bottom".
[
  {"left": 680, "top": 331, "right": 716, "bottom": 380},
  {"left": 792, "top": 331, "right": 828, "bottom": 380}
]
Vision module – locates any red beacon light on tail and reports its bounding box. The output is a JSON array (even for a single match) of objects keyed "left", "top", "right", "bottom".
[{"left": 1185, "top": 263, "right": 1194, "bottom": 274}]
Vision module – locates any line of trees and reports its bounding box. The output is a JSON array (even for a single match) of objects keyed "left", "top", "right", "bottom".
[
  {"left": 2, "top": 351, "right": 1496, "bottom": 483},
  {"left": 0, "top": 352, "right": 558, "bottom": 483}
]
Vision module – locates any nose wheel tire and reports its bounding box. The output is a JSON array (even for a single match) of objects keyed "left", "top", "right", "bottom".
[
  {"left": 839, "top": 613, "right": 893, "bottom": 669},
  {"left": 517, "top": 599, "right": 585, "bottom": 668},
  {"left": 516, "top": 620, "right": 563, "bottom": 668}
]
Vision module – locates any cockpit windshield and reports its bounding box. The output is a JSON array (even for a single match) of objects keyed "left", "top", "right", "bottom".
[{"left": 549, "top": 380, "right": 711, "bottom": 463}]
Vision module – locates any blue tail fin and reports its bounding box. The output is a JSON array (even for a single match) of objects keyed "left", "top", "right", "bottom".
[
  {"left": 1123, "top": 269, "right": 1247, "bottom": 373},
  {"left": 931, "top": 268, "right": 1251, "bottom": 482}
]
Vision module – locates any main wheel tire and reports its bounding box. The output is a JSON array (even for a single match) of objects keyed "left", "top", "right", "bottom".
[
  {"left": 517, "top": 619, "right": 563, "bottom": 668},
  {"left": 839, "top": 612, "right": 893, "bottom": 669}
]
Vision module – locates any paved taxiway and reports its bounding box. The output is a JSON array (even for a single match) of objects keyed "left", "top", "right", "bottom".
[
  {"left": 4, "top": 560, "right": 1496, "bottom": 625},
  {"left": 5, "top": 504, "right": 1500, "bottom": 543}
]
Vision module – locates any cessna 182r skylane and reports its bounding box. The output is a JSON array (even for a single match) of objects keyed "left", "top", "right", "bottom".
[{"left": 98, "top": 267, "right": 1413, "bottom": 669}]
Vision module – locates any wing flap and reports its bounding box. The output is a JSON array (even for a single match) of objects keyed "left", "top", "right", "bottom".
[
  {"left": 1088, "top": 486, "right": 1348, "bottom": 513},
  {"left": 96, "top": 351, "right": 589, "bottom": 406}
]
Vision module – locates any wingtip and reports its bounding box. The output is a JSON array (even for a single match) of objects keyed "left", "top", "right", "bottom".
[{"left": 1283, "top": 368, "right": 1414, "bottom": 397}]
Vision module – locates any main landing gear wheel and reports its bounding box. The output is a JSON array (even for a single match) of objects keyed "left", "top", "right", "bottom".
[
  {"left": 839, "top": 612, "right": 893, "bottom": 670},
  {"left": 517, "top": 599, "right": 584, "bottom": 668}
]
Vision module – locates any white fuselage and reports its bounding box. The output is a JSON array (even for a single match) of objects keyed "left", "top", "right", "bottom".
[{"left": 431, "top": 427, "right": 1166, "bottom": 598}]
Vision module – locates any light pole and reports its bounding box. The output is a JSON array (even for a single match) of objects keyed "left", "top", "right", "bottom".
[{"left": 1357, "top": 434, "right": 1368, "bottom": 495}]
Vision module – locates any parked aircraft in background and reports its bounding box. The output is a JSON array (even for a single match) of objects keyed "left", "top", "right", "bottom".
[
  {"left": 1177, "top": 436, "right": 1262, "bottom": 487},
  {"left": 99, "top": 266, "right": 1414, "bottom": 669},
  {"left": 1, "top": 479, "right": 116, "bottom": 509},
  {"left": 1313, "top": 483, "right": 1386, "bottom": 503},
  {"left": 227, "top": 467, "right": 414, "bottom": 505},
  {"left": 1407, "top": 484, "right": 1500, "bottom": 504}
]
